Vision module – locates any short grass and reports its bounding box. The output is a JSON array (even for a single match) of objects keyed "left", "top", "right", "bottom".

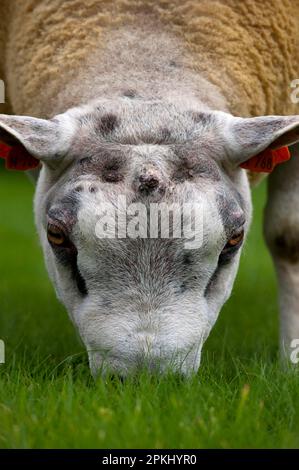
[{"left": 0, "top": 166, "right": 299, "bottom": 449}]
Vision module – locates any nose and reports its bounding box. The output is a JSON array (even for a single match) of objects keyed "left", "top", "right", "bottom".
[
  {"left": 139, "top": 173, "right": 159, "bottom": 193},
  {"left": 136, "top": 165, "right": 166, "bottom": 197}
]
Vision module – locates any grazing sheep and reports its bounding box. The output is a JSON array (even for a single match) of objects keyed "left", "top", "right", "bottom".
[{"left": 0, "top": 0, "right": 299, "bottom": 375}]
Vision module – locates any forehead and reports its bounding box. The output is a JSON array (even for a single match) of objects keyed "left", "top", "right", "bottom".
[
  {"left": 68, "top": 98, "right": 218, "bottom": 148},
  {"left": 62, "top": 100, "right": 224, "bottom": 184},
  {"left": 46, "top": 100, "right": 245, "bottom": 233}
]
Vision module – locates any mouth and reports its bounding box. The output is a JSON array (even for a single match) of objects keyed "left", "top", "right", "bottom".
[{"left": 86, "top": 340, "right": 204, "bottom": 377}]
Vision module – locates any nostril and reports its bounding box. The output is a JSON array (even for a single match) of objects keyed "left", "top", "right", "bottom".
[
  {"left": 139, "top": 173, "right": 160, "bottom": 192},
  {"left": 135, "top": 165, "right": 166, "bottom": 199}
]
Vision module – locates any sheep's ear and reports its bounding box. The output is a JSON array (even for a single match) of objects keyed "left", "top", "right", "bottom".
[
  {"left": 221, "top": 113, "right": 299, "bottom": 165},
  {"left": 0, "top": 114, "right": 75, "bottom": 165}
]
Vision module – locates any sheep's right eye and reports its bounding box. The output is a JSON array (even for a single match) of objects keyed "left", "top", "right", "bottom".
[
  {"left": 225, "top": 230, "right": 244, "bottom": 249},
  {"left": 47, "top": 224, "right": 68, "bottom": 247},
  {"left": 219, "top": 228, "right": 244, "bottom": 264}
]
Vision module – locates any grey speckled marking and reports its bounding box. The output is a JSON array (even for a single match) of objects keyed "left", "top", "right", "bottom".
[
  {"left": 72, "top": 150, "right": 126, "bottom": 183},
  {"left": 173, "top": 146, "right": 221, "bottom": 182},
  {"left": 122, "top": 89, "right": 137, "bottom": 98},
  {"left": 216, "top": 191, "right": 245, "bottom": 237},
  {"left": 47, "top": 193, "right": 80, "bottom": 229},
  {"left": 98, "top": 113, "right": 119, "bottom": 134},
  {"left": 189, "top": 111, "right": 214, "bottom": 126}
]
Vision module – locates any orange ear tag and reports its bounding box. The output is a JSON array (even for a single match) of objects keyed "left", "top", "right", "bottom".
[
  {"left": 0, "top": 140, "right": 40, "bottom": 170},
  {"left": 240, "top": 146, "right": 291, "bottom": 173}
]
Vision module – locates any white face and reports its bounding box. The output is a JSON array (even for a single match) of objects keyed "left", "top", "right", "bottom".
[
  {"left": 38, "top": 170, "right": 250, "bottom": 376},
  {"left": 1, "top": 102, "right": 298, "bottom": 376},
  {"left": 34, "top": 102, "right": 252, "bottom": 376}
]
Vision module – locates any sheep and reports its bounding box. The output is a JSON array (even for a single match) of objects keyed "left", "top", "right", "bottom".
[{"left": 0, "top": 0, "right": 299, "bottom": 375}]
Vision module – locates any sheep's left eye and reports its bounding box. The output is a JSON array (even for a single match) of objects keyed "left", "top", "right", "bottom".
[
  {"left": 220, "top": 228, "right": 244, "bottom": 253},
  {"left": 47, "top": 224, "right": 67, "bottom": 246},
  {"left": 219, "top": 228, "right": 244, "bottom": 263},
  {"left": 226, "top": 230, "right": 244, "bottom": 248}
]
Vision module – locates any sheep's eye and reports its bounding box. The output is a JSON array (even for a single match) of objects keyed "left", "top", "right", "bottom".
[
  {"left": 218, "top": 228, "right": 244, "bottom": 265},
  {"left": 219, "top": 228, "right": 245, "bottom": 264},
  {"left": 47, "top": 224, "right": 67, "bottom": 246},
  {"left": 226, "top": 229, "right": 244, "bottom": 248}
]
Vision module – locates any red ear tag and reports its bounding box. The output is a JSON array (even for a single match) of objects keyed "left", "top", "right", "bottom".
[
  {"left": 0, "top": 141, "right": 11, "bottom": 159},
  {"left": 0, "top": 140, "right": 40, "bottom": 171},
  {"left": 240, "top": 146, "right": 291, "bottom": 173}
]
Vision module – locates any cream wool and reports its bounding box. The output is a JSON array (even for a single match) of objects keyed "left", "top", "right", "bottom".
[{"left": 0, "top": 0, "right": 298, "bottom": 118}]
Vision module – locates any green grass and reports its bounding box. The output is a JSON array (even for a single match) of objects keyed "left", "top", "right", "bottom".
[{"left": 0, "top": 166, "right": 299, "bottom": 449}]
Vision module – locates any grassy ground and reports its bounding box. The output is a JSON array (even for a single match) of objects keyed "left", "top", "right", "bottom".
[{"left": 0, "top": 166, "right": 299, "bottom": 449}]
